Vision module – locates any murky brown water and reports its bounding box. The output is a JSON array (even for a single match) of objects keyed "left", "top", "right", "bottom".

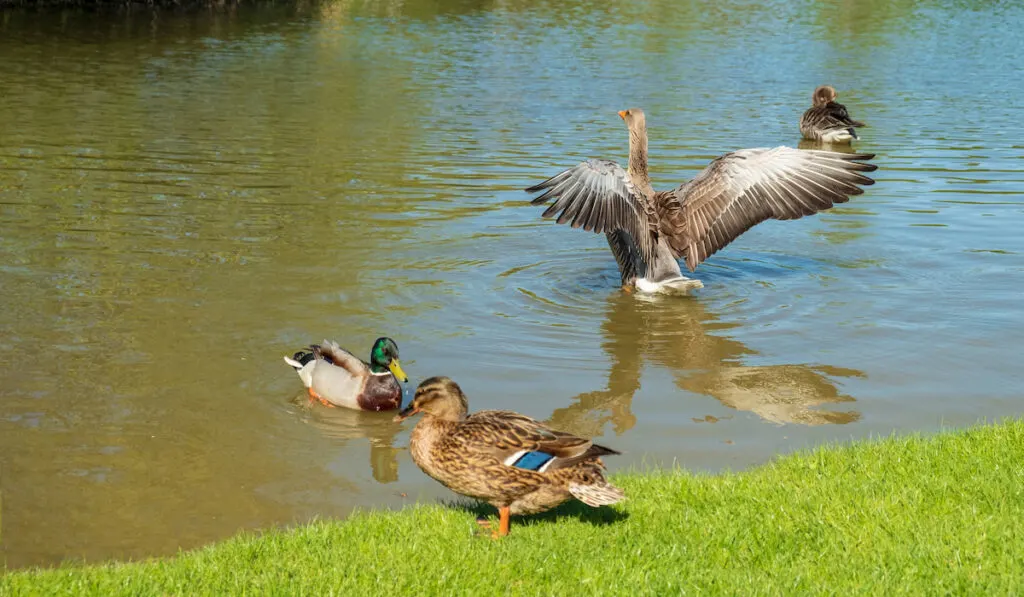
[{"left": 1, "top": 0, "right": 1023, "bottom": 569}]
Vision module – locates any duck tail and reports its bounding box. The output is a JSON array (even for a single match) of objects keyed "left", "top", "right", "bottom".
[
  {"left": 569, "top": 482, "right": 626, "bottom": 507},
  {"left": 541, "top": 443, "right": 621, "bottom": 472},
  {"left": 587, "top": 443, "right": 621, "bottom": 459},
  {"left": 284, "top": 351, "right": 315, "bottom": 370}
]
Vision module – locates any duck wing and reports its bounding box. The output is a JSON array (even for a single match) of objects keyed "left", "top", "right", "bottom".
[
  {"left": 656, "top": 147, "right": 877, "bottom": 271},
  {"left": 526, "top": 159, "right": 659, "bottom": 267},
  {"left": 451, "top": 410, "right": 619, "bottom": 472}
]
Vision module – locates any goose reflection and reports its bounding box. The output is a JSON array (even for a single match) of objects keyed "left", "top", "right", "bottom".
[
  {"left": 289, "top": 395, "right": 402, "bottom": 483},
  {"left": 547, "top": 293, "right": 862, "bottom": 436}
]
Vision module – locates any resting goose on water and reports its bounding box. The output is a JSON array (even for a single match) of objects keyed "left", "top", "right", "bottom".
[
  {"left": 526, "top": 108, "right": 878, "bottom": 293},
  {"left": 799, "top": 85, "right": 866, "bottom": 143}
]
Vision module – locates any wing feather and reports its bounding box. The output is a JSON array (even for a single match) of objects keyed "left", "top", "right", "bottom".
[
  {"left": 526, "top": 159, "right": 657, "bottom": 265},
  {"left": 800, "top": 101, "right": 866, "bottom": 139},
  {"left": 312, "top": 340, "right": 369, "bottom": 376},
  {"left": 606, "top": 230, "right": 642, "bottom": 285},
  {"left": 447, "top": 410, "right": 619, "bottom": 472},
  {"left": 659, "top": 147, "right": 878, "bottom": 271}
]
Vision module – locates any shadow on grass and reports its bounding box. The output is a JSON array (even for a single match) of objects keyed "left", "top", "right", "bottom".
[{"left": 445, "top": 498, "right": 629, "bottom": 529}]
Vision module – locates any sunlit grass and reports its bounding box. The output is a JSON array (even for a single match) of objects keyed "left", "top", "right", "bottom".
[{"left": 4, "top": 420, "right": 1023, "bottom": 595}]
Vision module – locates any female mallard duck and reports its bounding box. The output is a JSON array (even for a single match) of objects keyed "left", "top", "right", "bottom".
[
  {"left": 526, "top": 108, "right": 877, "bottom": 293},
  {"left": 394, "top": 376, "right": 624, "bottom": 537},
  {"left": 283, "top": 337, "right": 408, "bottom": 411},
  {"left": 800, "top": 85, "right": 866, "bottom": 143}
]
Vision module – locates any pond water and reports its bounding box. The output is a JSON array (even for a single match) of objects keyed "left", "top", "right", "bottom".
[{"left": 1, "top": 0, "right": 1022, "bottom": 569}]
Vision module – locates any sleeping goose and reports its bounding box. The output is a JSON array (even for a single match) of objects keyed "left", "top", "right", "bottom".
[
  {"left": 799, "top": 85, "right": 866, "bottom": 143},
  {"left": 525, "top": 108, "right": 878, "bottom": 293}
]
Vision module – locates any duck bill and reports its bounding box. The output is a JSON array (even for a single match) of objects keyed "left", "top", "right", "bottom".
[
  {"left": 392, "top": 404, "right": 420, "bottom": 423},
  {"left": 617, "top": 110, "right": 627, "bottom": 120},
  {"left": 388, "top": 360, "right": 409, "bottom": 383}
]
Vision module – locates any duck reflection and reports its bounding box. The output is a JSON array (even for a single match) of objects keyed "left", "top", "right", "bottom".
[
  {"left": 290, "top": 395, "right": 403, "bottom": 483},
  {"left": 547, "top": 293, "right": 861, "bottom": 435}
]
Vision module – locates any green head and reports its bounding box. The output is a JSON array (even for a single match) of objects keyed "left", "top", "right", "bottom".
[{"left": 370, "top": 337, "right": 408, "bottom": 382}]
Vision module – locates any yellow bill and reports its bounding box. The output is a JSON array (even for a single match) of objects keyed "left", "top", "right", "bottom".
[{"left": 388, "top": 359, "right": 409, "bottom": 383}]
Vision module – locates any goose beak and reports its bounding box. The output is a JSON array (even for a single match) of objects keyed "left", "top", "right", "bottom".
[
  {"left": 388, "top": 360, "right": 409, "bottom": 383},
  {"left": 617, "top": 110, "right": 627, "bottom": 120},
  {"left": 393, "top": 404, "right": 420, "bottom": 423}
]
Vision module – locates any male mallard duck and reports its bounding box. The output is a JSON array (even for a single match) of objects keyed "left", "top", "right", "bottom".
[
  {"left": 800, "top": 85, "right": 866, "bottom": 143},
  {"left": 526, "top": 108, "right": 877, "bottom": 293},
  {"left": 394, "top": 376, "right": 624, "bottom": 537},
  {"left": 283, "top": 337, "right": 408, "bottom": 411}
]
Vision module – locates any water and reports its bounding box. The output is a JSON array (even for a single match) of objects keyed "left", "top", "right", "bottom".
[{"left": 1, "top": 0, "right": 1022, "bottom": 569}]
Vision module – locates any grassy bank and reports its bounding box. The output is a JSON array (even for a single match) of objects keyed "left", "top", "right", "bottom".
[{"left": 3, "top": 420, "right": 1023, "bottom": 595}]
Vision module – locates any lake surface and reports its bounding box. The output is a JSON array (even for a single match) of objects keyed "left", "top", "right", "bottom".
[{"left": 1, "top": 0, "right": 1022, "bottom": 569}]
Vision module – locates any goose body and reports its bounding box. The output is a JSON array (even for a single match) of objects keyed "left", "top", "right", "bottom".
[
  {"left": 800, "top": 85, "right": 866, "bottom": 143},
  {"left": 526, "top": 108, "right": 878, "bottom": 293}
]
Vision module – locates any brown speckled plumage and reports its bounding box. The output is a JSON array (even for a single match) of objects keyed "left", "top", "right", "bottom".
[{"left": 397, "top": 377, "right": 624, "bottom": 520}]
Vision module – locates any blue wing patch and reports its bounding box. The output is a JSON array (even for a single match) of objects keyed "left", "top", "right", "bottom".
[{"left": 512, "top": 451, "right": 555, "bottom": 471}]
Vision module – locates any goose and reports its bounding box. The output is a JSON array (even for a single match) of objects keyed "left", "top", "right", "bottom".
[
  {"left": 799, "top": 85, "right": 866, "bottom": 143},
  {"left": 526, "top": 108, "right": 877, "bottom": 293}
]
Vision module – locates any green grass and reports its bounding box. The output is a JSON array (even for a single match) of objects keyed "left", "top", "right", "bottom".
[{"left": 4, "top": 420, "right": 1024, "bottom": 595}]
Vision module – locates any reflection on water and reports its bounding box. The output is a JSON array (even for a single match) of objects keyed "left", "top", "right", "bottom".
[
  {"left": 1, "top": 0, "right": 1023, "bottom": 570},
  {"left": 680, "top": 365, "right": 860, "bottom": 426},
  {"left": 549, "top": 294, "right": 860, "bottom": 438},
  {"left": 289, "top": 395, "right": 402, "bottom": 484}
]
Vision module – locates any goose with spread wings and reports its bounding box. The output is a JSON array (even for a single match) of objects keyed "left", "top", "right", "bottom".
[{"left": 525, "top": 108, "right": 878, "bottom": 293}]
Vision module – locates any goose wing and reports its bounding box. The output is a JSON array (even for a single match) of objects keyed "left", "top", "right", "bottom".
[
  {"left": 825, "top": 101, "right": 866, "bottom": 128},
  {"left": 657, "top": 147, "right": 877, "bottom": 271},
  {"left": 802, "top": 102, "right": 865, "bottom": 134},
  {"left": 526, "top": 159, "right": 659, "bottom": 266}
]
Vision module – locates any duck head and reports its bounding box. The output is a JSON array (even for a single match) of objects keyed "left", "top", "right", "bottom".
[
  {"left": 370, "top": 337, "right": 408, "bottom": 383},
  {"left": 393, "top": 376, "right": 468, "bottom": 422}
]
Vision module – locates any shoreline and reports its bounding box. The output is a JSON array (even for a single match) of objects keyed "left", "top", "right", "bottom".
[{"left": 3, "top": 419, "right": 1021, "bottom": 594}]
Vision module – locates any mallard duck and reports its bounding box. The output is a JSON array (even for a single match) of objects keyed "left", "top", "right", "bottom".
[
  {"left": 526, "top": 108, "right": 877, "bottom": 293},
  {"left": 283, "top": 337, "right": 408, "bottom": 411},
  {"left": 800, "top": 85, "right": 866, "bottom": 143},
  {"left": 394, "top": 376, "right": 624, "bottom": 537}
]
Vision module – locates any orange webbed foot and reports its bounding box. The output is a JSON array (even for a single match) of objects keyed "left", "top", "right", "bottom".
[{"left": 308, "top": 388, "right": 335, "bottom": 408}]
